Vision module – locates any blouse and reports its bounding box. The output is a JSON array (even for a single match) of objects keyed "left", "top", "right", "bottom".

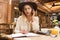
[{"left": 14, "top": 15, "right": 40, "bottom": 33}]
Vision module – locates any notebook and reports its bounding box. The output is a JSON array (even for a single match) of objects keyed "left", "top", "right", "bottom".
[{"left": 11, "top": 33, "right": 39, "bottom": 38}]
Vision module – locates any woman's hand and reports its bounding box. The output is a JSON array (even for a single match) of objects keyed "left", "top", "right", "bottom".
[
  {"left": 31, "top": 10, "right": 36, "bottom": 22},
  {"left": 21, "top": 29, "right": 28, "bottom": 34},
  {"left": 32, "top": 9, "right": 36, "bottom": 16}
]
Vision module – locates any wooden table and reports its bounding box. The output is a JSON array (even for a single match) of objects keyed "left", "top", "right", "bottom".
[{"left": 13, "top": 34, "right": 60, "bottom": 40}]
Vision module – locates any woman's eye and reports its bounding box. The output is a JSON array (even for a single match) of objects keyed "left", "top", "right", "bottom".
[{"left": 28, "top": 8, "right": 30, "bottom": 9}]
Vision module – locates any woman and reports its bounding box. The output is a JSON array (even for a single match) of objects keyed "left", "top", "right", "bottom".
[{"left": 14, "top": 2, "right": 40, "bottom": 34}]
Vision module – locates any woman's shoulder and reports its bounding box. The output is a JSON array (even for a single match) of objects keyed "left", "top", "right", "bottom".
[
  {"left": 17, "top": 16, "right": 23, "bottom": 20},
  {"left": 18, "top": 16, "right": 22, "bottom": 18}
]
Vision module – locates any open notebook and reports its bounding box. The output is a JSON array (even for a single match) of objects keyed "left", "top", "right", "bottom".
[{"left": 11, "top": 33, "right": 39, "bottom": 38}]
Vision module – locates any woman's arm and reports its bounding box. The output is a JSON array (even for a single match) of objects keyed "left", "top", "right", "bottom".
[
  {"left": 14, "top": 16, "right": 28, "bottom": 34},
  {"left": 32, "top": 16, "right": 40, "bottom": 33}
]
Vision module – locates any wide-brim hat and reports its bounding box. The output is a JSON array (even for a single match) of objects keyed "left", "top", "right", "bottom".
[{"left": 19, "top": 2, "right": 37, "bottom": 12}]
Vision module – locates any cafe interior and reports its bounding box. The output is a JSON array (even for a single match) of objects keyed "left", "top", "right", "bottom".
[{"left": 0, "top": 0, "right": 60, "bottom": 40}]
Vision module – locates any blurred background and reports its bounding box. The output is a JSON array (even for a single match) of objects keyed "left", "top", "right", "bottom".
[{"left": 0, "top": 0, "right": 60, "bottom": 34}]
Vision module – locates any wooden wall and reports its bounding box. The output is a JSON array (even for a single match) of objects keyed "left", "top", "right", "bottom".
[
  {"left": 0, "top": 0, "right": 8, "bottom": 23},
  {"left": 0, "top": 0, "right": 14, "bottom": 24},
  {"left": 0, "top": 0, "right": 14, "bottom": 34}
]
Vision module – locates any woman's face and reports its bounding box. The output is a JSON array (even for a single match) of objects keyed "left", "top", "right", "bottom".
[{"left": 23, "top": 5, "right": 32, "bottom": 16}]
